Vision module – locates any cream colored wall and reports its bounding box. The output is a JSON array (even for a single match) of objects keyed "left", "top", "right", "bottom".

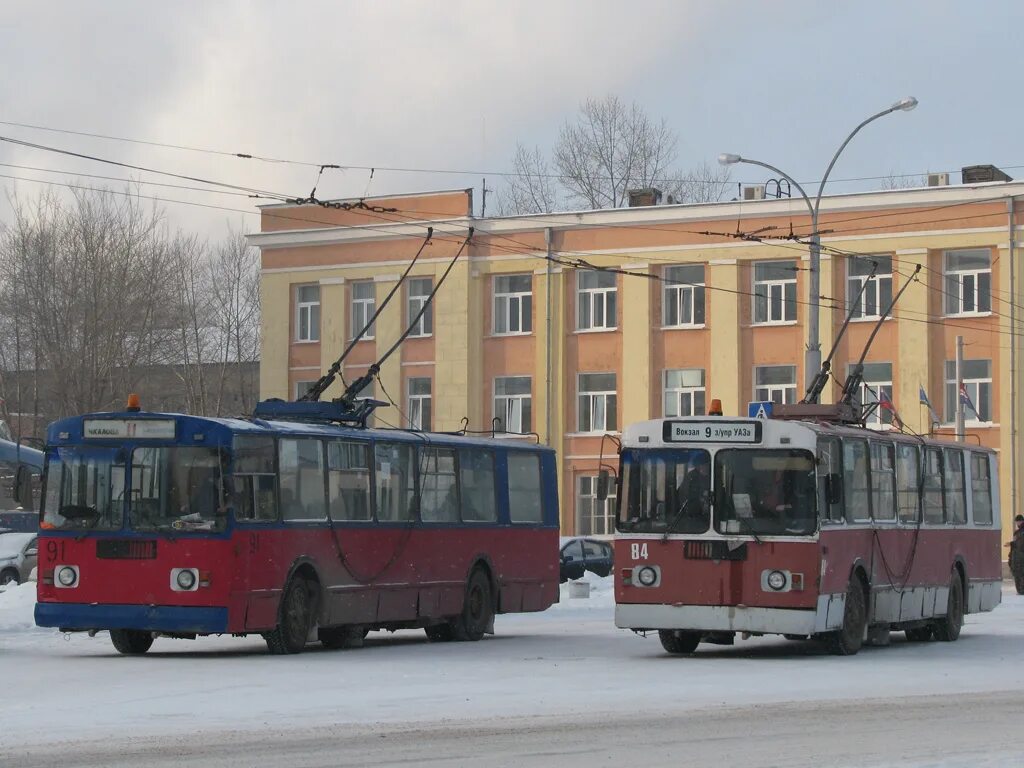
[
  {"left": 318, "top": 281, "right": 346, "bottom": 400},
  {"left": 433, "top": 262, "right": 471, "bottom": 431},
  {"left": 620, "top": 263, "right": 651, "bottom": 426},
  {"left": 373, "top": 277, "right": 404, "bottom": 426},
  {"left": 707, "top": 260, "right": 741, "bottom": 416},
  {"left": 260, "top": 272, "right": 292, "bottom": 400}
]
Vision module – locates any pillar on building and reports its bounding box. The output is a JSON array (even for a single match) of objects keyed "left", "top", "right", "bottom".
[
  {"left": 895, "top": 249, "right": 931, "bottom": 434},
  {"left": 373, "top": 275, "right": 404, "bottom": 425},
  {"left": 707, "top": 259, "right": 742, "bottom": 416},
  {"left": 432, "top": 261, "right": 472, "bottom": 431},
  {"left": 621, "top": 262, "right": 652, "bottom": 426},
  {"left": 259, "top": 273, "right": 292, "bottom": 400},
  {"left": 318, "top": 278, "right": 346, "bottom": 400}
]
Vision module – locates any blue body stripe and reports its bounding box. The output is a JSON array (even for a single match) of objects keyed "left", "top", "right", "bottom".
[{"left": 35, "top": 603, "right": 228, "bottom": 633}]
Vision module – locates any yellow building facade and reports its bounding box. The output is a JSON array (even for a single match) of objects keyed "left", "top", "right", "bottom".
[{"left": 250, "top": 184, "right": 1024, "bottom": 542}]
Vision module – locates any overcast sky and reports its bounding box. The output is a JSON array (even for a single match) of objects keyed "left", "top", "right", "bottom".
[{"left": 1, "top": 1, "right": 1021, "bottom": 239}]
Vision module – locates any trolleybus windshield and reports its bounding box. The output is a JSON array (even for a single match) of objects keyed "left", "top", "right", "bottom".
[
  {"left": 129, "top": 446, "right": 227, "bottom": 532},
  {"left": 42, "top": 446, "right": 125, "bottom": 531},
  {"left": 617, "top": 448, "right": 711, "bottom": 534},
  {"left": 713, "top": 449, "right": 817, "bottom": 536}
]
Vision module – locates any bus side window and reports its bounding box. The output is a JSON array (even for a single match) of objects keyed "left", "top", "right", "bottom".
[
  {"left": 870, "top": 442, "right": 896, "bottom": 522},
  {"left": 896, "top": 443, "right": 920, "bottom": 524},
  {"left": 459, "top": 449, "right": 497, "bottom": 523},
  {"left": 419, "top": 447, "right": 459, "bottom": 523},
  {"left": 842, "top": 439, "right": 871, "bottom": 522},
  {"left": 817, "top": 438, "right": 843, "bottom": 523},
  {"left": 944, "top": 449, "right": 967, "bottom": 525},
  {"left": 970, "top": 452, "right": 993, "bottom": 525},
  {"left": 375, "top": 443, "right": 415, "bottom": 522},
  {"left": 508, "top": 453, "right": 543, "bottom": 523},
  {"left": 232, "top": 436, "right": 278, "bottom": 522},
  {"left": 279, "top": 438, "right": 327, "bottom": 522},
  {"left": 328, "top": 441, "right": 372, "bottom": 521},
  {"left": 922, "top": 447, "right": 945, "bottom": 524}
]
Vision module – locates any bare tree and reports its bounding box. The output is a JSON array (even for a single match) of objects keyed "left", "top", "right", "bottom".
[
  {"left": 499, "top": 96, "right": 730, "bottom": 214},
  {"left": 496, "top": 143, "right": 560, "bottom": 215},
  {"left": 879, "top": 170, "right": 928, "bottom": 190}
]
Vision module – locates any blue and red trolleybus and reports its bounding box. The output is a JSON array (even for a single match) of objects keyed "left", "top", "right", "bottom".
[{"left": 32, "top": 395, "right": 559, "bottom": 654}]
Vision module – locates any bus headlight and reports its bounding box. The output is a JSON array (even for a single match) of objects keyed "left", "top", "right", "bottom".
[
  {"left": 765, "top": 569, "right": 788, "bottom": 591},
  {"left": 55, "top": 565, "right": 79, "bottom": 588},
  {"left": 636, "top": 565, "right": 660, "bottom": 587},
  {"left": 171, "top": 568, "right": 199, "bottom": 592}
]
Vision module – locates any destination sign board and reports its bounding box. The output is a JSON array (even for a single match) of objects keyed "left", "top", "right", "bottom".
[
  {"left": 83, "top": 419, "right": 176, "bottom": 440},
  {"left": 662, "top": 420, "right": 761, "bottom": 444}
]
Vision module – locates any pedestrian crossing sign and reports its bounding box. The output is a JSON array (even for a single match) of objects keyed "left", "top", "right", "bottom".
[{"left": 748, "top": 401, "right": 774, "bottom": 419}]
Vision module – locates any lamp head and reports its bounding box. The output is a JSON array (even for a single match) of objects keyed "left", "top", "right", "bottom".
[
  {"left": 718, "top": 153, "right": 742, "bottom": 166},
  {"left": 893, "top": 96, "right": 918, "bottom": 112}
]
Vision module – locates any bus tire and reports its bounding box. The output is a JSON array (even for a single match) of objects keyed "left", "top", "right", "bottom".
[
  {"left": 110, "top": 629, "right": 154, "bottom": 655},
  {"left": 933, "top": 571, "right": 964, "bottom": 642},
  {"left": 828, "top": 579, "right": 866, "bottom": 656},
  {"left": 659, "top": 630, "right": 701, "bottom": 654},
  {"left": 452, "top": 568, "right": 493, "bottom": 642},
  {"left": 425, "top": 624, "right": 456, "bottom": 642},
  {"left": 905, "top": 626, "right": 933, "bottom": 642},
  {"left": 264, "top": 577, "right": 314, "bottom": 655}
]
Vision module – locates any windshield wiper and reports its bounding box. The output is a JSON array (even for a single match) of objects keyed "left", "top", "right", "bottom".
[
  {"left": 731, "top": 514, "right": 763, "bottom": 545},
  {"left": 60, "top": 504, "right": 99, "bottom": 520},
  {"left": 662, "top": 500, "right": 695, "bottom": 542}
]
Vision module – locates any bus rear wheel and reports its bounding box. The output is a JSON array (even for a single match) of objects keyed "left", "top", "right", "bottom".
[
  {"left": 827, "top": 579, "right": 866, "bottom": 656},
  {"left": 110, "top": 629, "right": 154, "bottom": 655},
  {"left": 659, "top": 630, "right": 701, "bottom": 654},
  {"left": 264, "top": 577, "right": 314, "bottom": 655},
  {"left": 425, "top": 624, "right": 456, "bottom": 642},
  {"left": 452, "top": 569, "right": 493, "bottom": 642},
  {"left": 933, "top": 571, "right": 964, "bottom": 642}
]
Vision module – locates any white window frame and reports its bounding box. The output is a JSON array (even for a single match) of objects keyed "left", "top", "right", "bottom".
[
  {"left": 577, "top": 373, "right": 617, "bottom": 433},
  {"left": 849, "top": 362, "right": 894, "bottom": 430},
  {"left": 493, "top": 274, "right": 533, "bottom": 335},
  {"left": 663, "top": 369, "right": 706, "bottom": 417},
  {"left": 350, "top": 281, "right": 376, "bottom": 341},
  {"left": 406, "top": 277, "right": 433, "bottom": 338},
  {"left": 944, "top": 359, "right": 993, "bottom": 425},
  {"left": 493, "top": 376, "right": 532, "bottom": 434},
  {"left": 293, "top": 380, "right": 318, "bottom": 400},
  {"left": 847, "top": 255, "right": 894, "bottom": 322},
  {"left": 577, "top": 271, "right": 617, "bottom": 332},
  {"left": 663, "top": 265, "right": 706, "bottom": 328},
  {"left": 576, "top": 475, "right": 616, "bottom": 536},
  {"left": 752, "top": 261, "right": 797, "bottom": 325},
  {"left": 407, "top": 377, "right": 432, "bottom": 431},
  {"left": 754, "top": 365, "right": 797, "bottom": 405},
  {"left": 295, "top": 285, "right": 320, "bottom": 342},
  {"left": 944, "top": 249, "right": 992, "bottom": 317}
]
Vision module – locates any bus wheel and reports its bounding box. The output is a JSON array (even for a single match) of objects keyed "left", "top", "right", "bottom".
[
  {"left": 452, "top": 569, "right": 493, "bottom": 642},
  {"left": 264, "top": 577, "right": 314, "bottom": 655},
  {"left": 933, "top": 571, "right": 964, "bottom": 642},
  {"left": 905, "top": 626, "right": 933, "bottom": 642},
  {"left": 659, "top": 630, "right": 701, "bottom": 654},
  {"left": 425, "top": 624, "right": 455, "bottom": 642},
  {"left": 110, "top": 629, "right": 154, "bottom": 655},
  {"left": 319, "top": 626, "right": 368, "bottom": 650},
  {"left": 828, "top": 580, "right": 866, "bottom": 656}
]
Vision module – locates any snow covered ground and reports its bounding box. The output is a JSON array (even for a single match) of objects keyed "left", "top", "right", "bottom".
[{"left": 2, "top": 573, "right": 1024, "bottom": 766}]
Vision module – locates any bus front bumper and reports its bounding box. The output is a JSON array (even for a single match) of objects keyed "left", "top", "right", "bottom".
[
  {"left": 35, "top": 603, "right": 229, "bottom": 634},
  {"left": 615, "top": 603, "right": 817, "bottom": 636}
]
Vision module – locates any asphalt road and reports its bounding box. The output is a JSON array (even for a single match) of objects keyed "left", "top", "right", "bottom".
[{"left": 8, "top": 690, "right": 1023, "bottom": 768}]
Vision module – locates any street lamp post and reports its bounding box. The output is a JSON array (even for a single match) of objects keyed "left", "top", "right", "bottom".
[{"left": 719, "top": 97, "right": 918, "bottom": 399}]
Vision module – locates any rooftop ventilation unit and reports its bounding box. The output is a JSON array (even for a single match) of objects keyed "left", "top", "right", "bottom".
[
  {"left": 742, "top": 185, "right": 766, "bottom": 201},
  {"left": 927, "top": 172, "right": 949, "bottom": 187},
  {"left": 961, "top": 165, "right": 1013, "bottom": 184},
  {"left": 627, "top": 188, "right": 662, "bottom": 207}
]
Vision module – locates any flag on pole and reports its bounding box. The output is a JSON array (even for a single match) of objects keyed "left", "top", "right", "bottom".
[
  {"left": 959, "top": 383, "right": 981, "bottom": 420},
  {"left": 878, "top": 389, "right": 903, "bottom": 429},
  {"left": 919, "top": 385, "right": 940, "bottom": 425}
]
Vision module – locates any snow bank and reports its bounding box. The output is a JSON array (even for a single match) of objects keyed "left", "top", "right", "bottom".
[
  {"left": 554, "top": 572, "right": 614, "bottom": 610},
  {"left": 0, "top": 581, "right": 39, "bottom": 633}
]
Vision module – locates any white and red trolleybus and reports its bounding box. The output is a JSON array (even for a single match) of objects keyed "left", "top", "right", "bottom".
[
  {"left": 32, "top": 397, "right": 559, "bottom": 655},
  {"left": 612, "top": 414, "right": 1002, "bottom": 655}
]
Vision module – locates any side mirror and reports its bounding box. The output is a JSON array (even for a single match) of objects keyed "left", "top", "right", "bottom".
[
  {"left": 25, "top": 548, "right": 38, "bottom": 557},
  {"left": 13, "top": 464, "right": 33, "bottom": 507},
  {"left": 596, "top": 470, "right": 612, "bottom": 502},
  {"left": 825, "top": 473, "right": 843, "bottom": 506}
]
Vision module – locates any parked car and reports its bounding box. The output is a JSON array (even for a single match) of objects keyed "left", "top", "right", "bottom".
[
  {"left": 559, "top": 537, "right": 614, "bottom": 583},
  {"left": 0, "top": 532, "right": 37, "bottom": 585},
  {"left": 0, "top": 510, "right": 39, "bottom": 532}
]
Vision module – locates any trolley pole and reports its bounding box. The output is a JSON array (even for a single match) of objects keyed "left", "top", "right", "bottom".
[{"left": 955, "top": 335, "right": 965, "bottom": 442}]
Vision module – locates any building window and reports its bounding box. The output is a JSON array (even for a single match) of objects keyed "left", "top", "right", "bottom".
[
  {"left": 663, "top": 369, "right": 705, "bottom": 417},
  {"left": 848, "top": 362, "right": 893, "bottom": 429},
  {"left": 295, "top": 285, "right": 320, "bottom": 342},
  {"left": 944, "top": 359, "right": 992, "bottom": 423},
  {"left": 944, "top": 249, "right": 991, "bottom": 315},
  {"left": 754, "top": 365, "right": 797, "bottom": 405},
  {"left": 493, "top": 376, "right": 532, "bottom": 433},
  {"left": 576, "top": 475, "right": 615, "bottom": 535},
  {"left": 577, "top": 373, "right": 617, "bottom": 433},
  {"left": 752, "top": 260, "right": 797, "bottom": 324},
  {"left": 407, "top": 277, "right": 433, "bottom": 337},
  {"left": 294, "top": 380, "right": 318, "bottom": 400},
  {"left": 847, "top": 255, "right": 893, "bottom": 320},
  {"left": 493, "top": 274, "right": 532, "bottom": 335},
  {"left": 577, "top": 270, "right": 617, "bottom": 331},
  {"left": 350, "top": 281, "right": 376, "bottom": 340},
  {"left": 663, "top": 265, "right": 705, "bottom": 327},
  {"left": 407, "top": 377, "right": 432, "bottom": 431}
]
